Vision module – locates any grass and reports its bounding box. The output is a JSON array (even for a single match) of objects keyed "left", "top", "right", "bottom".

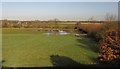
[{"left": 2, "top": 29, "right": 99, "bottom": 67}]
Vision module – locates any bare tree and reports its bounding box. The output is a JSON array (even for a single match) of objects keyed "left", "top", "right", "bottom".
[
  {"left": 104, "top": 13, "right": 118, "bottom": 30},
  {"left": 48, "top": 18, "right": 59, "bottom": 29},
  {"left": 53, "top": 18, "right": 59, "bottom": 29},
  {"left": 105, "top": 13, "right": 117, "bottom": 21},
  {"left": 88, "top": 16, "right": 95, "bottom": 21}
]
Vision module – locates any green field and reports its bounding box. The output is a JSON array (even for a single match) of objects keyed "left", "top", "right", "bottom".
[{"left": 2, "top": 29, "right": 99, "bottom": 67}]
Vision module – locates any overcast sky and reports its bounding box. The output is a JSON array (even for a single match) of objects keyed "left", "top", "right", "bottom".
[{"left": 0, "top": 0, "right": 119, "bottom": 21}]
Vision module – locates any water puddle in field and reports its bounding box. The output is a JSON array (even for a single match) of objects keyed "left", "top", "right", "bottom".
[{"left": 44, "top": 30, "right": 70, "bottom": 35}]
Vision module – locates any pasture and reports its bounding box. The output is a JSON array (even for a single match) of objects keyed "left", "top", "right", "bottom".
[{"left": 2, "top": 29, "right": 99, "bottom": 67}]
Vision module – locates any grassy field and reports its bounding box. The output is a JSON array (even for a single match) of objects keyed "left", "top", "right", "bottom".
[{"left": 2, "top": 29, "right": 99, "bottom": 67}]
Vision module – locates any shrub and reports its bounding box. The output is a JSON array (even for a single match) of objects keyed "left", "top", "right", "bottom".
[
  {"left": 96, "top": 22, "right": 118, "bottom": 41},
  {"left": 98, "top": 30, "right": 120, "bottom": 65}
]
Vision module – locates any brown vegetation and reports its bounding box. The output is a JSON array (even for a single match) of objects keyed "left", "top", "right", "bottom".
[
  {"left": 98, "top": 30, "right": 120, "bottom": 64},
  {"left": 76, "top": 22, "right": 104, "bottom": 37}
]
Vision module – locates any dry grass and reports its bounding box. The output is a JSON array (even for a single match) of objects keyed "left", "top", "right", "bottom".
[{"left": 79, "top": 23, "right": 104, "bottom": 34}]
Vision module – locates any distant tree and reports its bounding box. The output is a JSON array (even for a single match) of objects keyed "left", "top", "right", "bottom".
[
  {"left": 48, "top": 18, "right": 60, "bottom": 30},
  {"left": 96, "top": 13, "right": 118, "bottom": 40},
  {"left": 75, "top": 21, "right": 80, "bottom": 30},
  {"left": 17, "top": 21, "right": 22, "bottom": 28},
  {"left": 88, "top": 16, "right": 96, "bottom": 21},
  {"left": 53, "top": 18, "right": 59, "bottom": 29},
  {"left": 105, "top": 13, "right": 117, "bottom": 22}
]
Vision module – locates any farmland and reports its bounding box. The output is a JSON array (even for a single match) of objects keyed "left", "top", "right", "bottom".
[
  {"left": 2, "top": 20, "right": 119, "bottom": 67},
  {"left": 2, "top": 28, "right": 99, "bottom": 67},
  {"left": 1, "top": 1, "right": 119, "bottom": 68}
]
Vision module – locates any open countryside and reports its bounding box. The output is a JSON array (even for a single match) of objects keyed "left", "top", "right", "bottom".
[{"left": 1, "top": 2, "right": 120, "bottom": 68}]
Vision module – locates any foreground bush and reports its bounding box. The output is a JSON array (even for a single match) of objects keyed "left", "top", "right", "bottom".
[{"left": 98, "top": 29, "right": 120, "bottom": 65}]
